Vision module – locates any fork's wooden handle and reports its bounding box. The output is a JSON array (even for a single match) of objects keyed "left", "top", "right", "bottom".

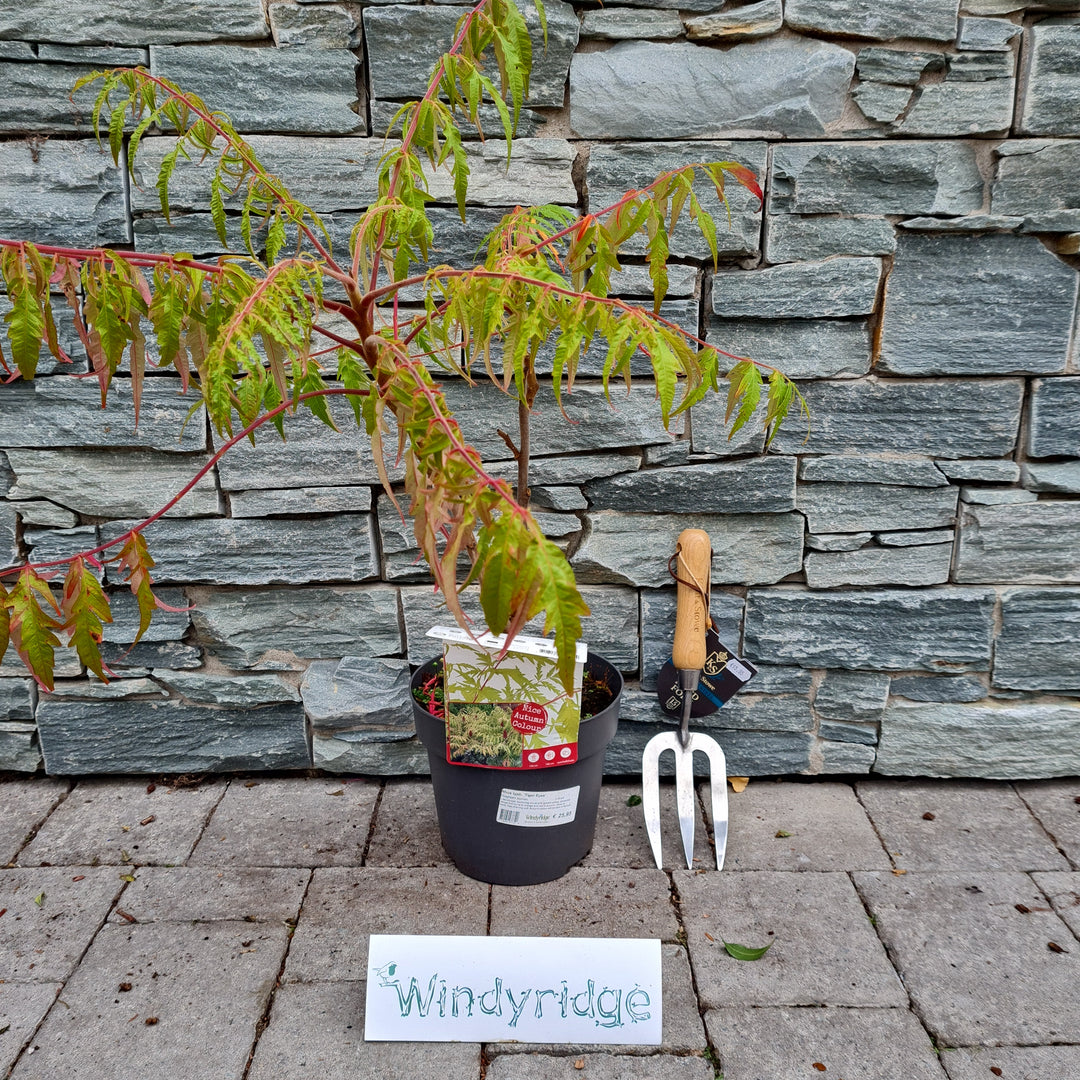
[{"left": 672, "top": 528, "right": 711, "bottom": 672}]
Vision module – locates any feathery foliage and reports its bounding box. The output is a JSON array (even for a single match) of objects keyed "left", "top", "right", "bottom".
[{"left": 0, "top": 0, "right": 804, "bottom": 692}]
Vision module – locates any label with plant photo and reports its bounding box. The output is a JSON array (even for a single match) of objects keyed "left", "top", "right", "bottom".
[{"left": 427, "top": 627, "right": 588, "bottom": 771}]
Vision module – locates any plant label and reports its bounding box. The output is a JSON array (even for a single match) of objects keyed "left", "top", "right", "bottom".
[
  {"left": 365, "top": 934, "right": 663, "bottom": 1044},
  {"left": 427, "top": 627, "right": 587, "bottom": 771},
  {"left": 656, "top": 625, "right": 758, "bottom": 719}
]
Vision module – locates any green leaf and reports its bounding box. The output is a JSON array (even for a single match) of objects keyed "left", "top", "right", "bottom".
[
  {"left": 8, "top": 567, "right": 62, "bottom": 692},
  {"left": 265, "top": 214, "right": 287, "bottom": 265},
  {"left": 33, "top": 891, "right": 45, "bottom": 907},
  {"left": 209, "top": 171, "right": 229, "bottom": 247},
  {"left": 0, "top": 580, "right": 9, "bottom": 668},
  {"left": 723, "top": 939, "right": 774, "bottom": 961},
  {"left": 112, "top": 532, "right": 158, "bottom": 647},
  {"left": 626, "top": 794, "right": 642, "bottom": 807},
  {"left": 61, "top": 557, "right": 113, "bottom": 682}
]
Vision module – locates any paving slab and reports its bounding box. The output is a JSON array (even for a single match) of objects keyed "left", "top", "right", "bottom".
[
  {"left": 248, "top": 980, "right": 482, "bottom": 1080},
  {"left": 489, "top": 868, "right": 678, "bottom": 940},
  {"left": 0, "top": 982, "right": 61, "bottom": 1075},
  {"left": 9, "top": 921, "right": 288, "bottom": 1080},
  {"left": 1015, "top": 777, "right": 1080, "bottom": 866},
  {"left": 363, "top": 780, "right": 451, "bottom": 867},
  {"left": 717, "top": 780, "right": 892, "bottom": 871},
  {"left": 706, "top": 1006, "right": 947, "bottom": 1080},
  {"left": 675, "top": 869, "right": 907, "bottom": 1008},
  {"left": 581, "top": 782, "right": 710, "bottom": 869},
  {"left": 0, "top": 779, "right": 67, "bottom": 865},
  {"left": 105, "top": 867, "right": 310, "bottom": 924},
  {"left": 854, "top": 871, "right": 1080, "bottom": 1045},
  {"left": 189, "top": 777, "right": 380, "bottom": 867},
  {"left": 486, "top": 1054, "right": 713, "bottom": 1079},
  {"left": 1031, "top": 871, "right": 1080, "bottom": 938},
  {"left": 492, "top": 945, "right": 706, "bottom": 1055},
  {"left": 940, "top": 1044, "right": 1080, "bottom": 1080},
  {"left": 20, "top": 778, "right": 224, "bottom": 867},
  {"left": 284, "top": 866, "right": 489, "bottom": 982},
  {"left": 0, "top": 867, "right": 123, "bottom": 982},
  {"left": 856, "top": 779, "right": 1070, "bottom": 871}
]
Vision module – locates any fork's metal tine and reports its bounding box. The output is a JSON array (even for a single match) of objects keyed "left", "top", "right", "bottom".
[
  {"left": 674, "top": 743, "right": 696, "bottom": 869},
  {"left": 690, "top": 733, "right": 729, "bottom": 871},
  {"left": 641, "top": 732, "right": 670, "bottom": 869}
]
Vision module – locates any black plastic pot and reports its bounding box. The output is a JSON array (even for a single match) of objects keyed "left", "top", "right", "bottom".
[{"left": 411, "top": 652, "right": 623, "bottom": 886}]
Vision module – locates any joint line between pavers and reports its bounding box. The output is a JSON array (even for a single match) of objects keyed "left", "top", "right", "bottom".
[
  {"left": 240, "top": 865, "right": 316, "bottom": 1080},
  {"left": 852, "top": 782, "right": 900, "bottom": 872},
  {"left": 358, "top": 780, "right": 387, "bottom": 867},
  {"left": 666, "top": 867, "right": 717, "bottom": 1067},
  {"left": 184, "top": 776, "right": 234, "bottom": 865},
  {"left": 1012, "top": 782, "right": 1080, "bottom": 873},
  {"left": 7, "top": 779, "right": 74, "bottom": 869}
]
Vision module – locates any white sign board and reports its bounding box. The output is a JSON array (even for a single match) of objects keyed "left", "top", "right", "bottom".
[{"left": 364, "top": 934, "right": 663, "bottom": 1044}]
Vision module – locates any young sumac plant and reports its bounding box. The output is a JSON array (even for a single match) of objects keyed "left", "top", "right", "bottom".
[{"left": 0, "top": 0, "right": 803, "bottom": 693}]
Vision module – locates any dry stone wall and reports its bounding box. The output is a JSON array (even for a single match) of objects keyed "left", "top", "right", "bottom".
[{"left": 1, "top": 0, "right": 1079, "bottom": 779}]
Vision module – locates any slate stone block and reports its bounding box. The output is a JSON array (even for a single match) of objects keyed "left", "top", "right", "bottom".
[
  {"left": 896, "top": 77, "right": 1014, "bottom": 137},
  {"left": 189, "top": 585, "right": 402, "bottom": 668},
  {"left": 573, "top": 511, "right": 804, "bottom": 587},
  {"left": 0, "top": 140, "right": 127, "bottom": 248},
  {"left": 422, "top": 139, "right": 577, "bottom": 207},
  {"left": 103, "top": 516, "right": 377, "bottom": 586},
  {"left": 705, "top": 317, "right": 871, "bottom": 380},
  {"left": 815, "top": 671, "right": 891, "bottom": 724},
  {"left": 855, "top": 48, "right": 944, "bottom": 85},
  {"left": 0, "top": 0, "right": 267, "bottom": 44},
  {"left": 37, "top": 699, "right": 311, "bottom": 774},
  {"left": 876, "top": 528, "right": 955, "bottom": 547},
  {"left": 875, "top": 701, "right": 1080, "bottom": 777},
  {"left": 713, "top": 257, "right": 882, "bottom": 319},
  {"left": 991, "top": 140, "right": 1080, "bottom": 228},
  {"left": 994, "top": 588, "right": 1080, "bottom": 691},
  {"left": 585, "top": 458, "right": 796, "bottom": 514},
  {"left": 768, "top": 379, "right": 1023, "bottom": 458},
  {"left": 586, "top": 142, "right": 766, "bottom": 261},
  {"left": 897, "top": 214, "right": 1023, "bottom": 232},
  {"left": 49, "top": 678, "right": 168, "bottom": 700},
  {"left": 1018, "top": 18, "right": 1080, "bottom": 136},
  {"left": 0, "top": 504, "right": 15, "bottom": 569},
  {"left": 150, "top": 46, "right": 361, "bottom": 135},
  {"left": 819, "top": 721, "right": 878, "bottom": 745},
  {"left": 229, "top": 485, "right": 373, "bottom": 517},
  {"left": 103, "top": 588, "right": 190, "bottom": 644},
  {"left": 744, "top": 587, "right": 996, "bottom": 672},
  {"left": 879, "top": 234, "right": 1076, "bottom": 376},
  {"left": 799, "top": 456, "right": 947, "bottom": 487},
  {"left": 797, "top": 482, "right": 957, "bottom": 533},
  {"left": 684, "top": 0, "right": 782, "bottom": 41},
  {"left": 157, "top": 672, "right": 300, "bottom": 706},
  {"left": 890, "top": 675, "right": 986, "bottom": 702},
  {"left": 493, "top": 453, "right": 642, "bottom": 487},
  {"left": 313, "top": 734, "right": 430, "bottom": 775},
  {"left": 852, "top": 81, "right": 915, "bottom": 124},
  {"left": 1028, "top": 377, "right": 1080, "bottom": 458},
  {"left": 958, "top": 16, "right": 1021, "bottom": 50},
  {"left": 0, "top": 42, "right": 34, "bottom": 60},
  {"left": 0, "top": 61, "right": 107, "bottom": 133},
  {"left": 785, "top": 0, "right": 959, "bottom": 42},
  {"left": 959, "top": 486, "right": 1036, "bottom": 505},
  {"left": 1022, "top": 461, "right": 1080, "bottom": 493},
  {"left": 301, "top": 656, "right": 413, "bottom": 734},
  {"left": 98, "top": 641, "right": 203, "bottom": 671},
  {"left": 570, "top": 38, "right": 854, "bottom": 139},
  {"left": 580, "top": 8, "right": 683, "bottom": 40},
  {"left": 807, "top": 533, "right": 871, "bottom": 552},
  {"left": 936, "top": 459, "right": 1020, "bottom": 483},
  {"left": 804, "top": 544, "right": 953, "bottom": 588},
  {"left": 364, "top": 1, "right": 577, "bottom": 107},
  {"left": 531, "top": 486, "right": 587, "bottom": 511},
  {"left": 9, "top": 502, "right": 76, "bottom": 529},
  {"left": 765, "top": 215, "right": 895, "bottom": 263},
  {"left": 0, "top": 724, "right": 41, "bottom": 772},
  {"left": 37, "top": 45, "right": 149, "bottom": 65},
  {"left": 270, "top": 3, "right": 361, "bottom": 47},
  {"left": 0, "top": 680, "right": 35, "bottom": 722},
  {"left": 955, "top": 502, "right": 1080, "bottom": 583},
  {"left": 770, "top": 142, "right": 983, "bottom": 216}
]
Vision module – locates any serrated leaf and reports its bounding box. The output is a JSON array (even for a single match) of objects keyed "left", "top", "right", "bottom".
[
  {"left": 60, "top": 557, "right": 113, "bottom": 682},
  {"left": 112, "top": 532, "right": 157, "bottom": 647},
  {"left": 209, "top": 171, "right": 229, "bottom": 247},
  {"left": 0, "top": 580, "right": 9, "bottom": 667},
  {"left": 723, "top": 939, "right": 774, "bottom": 961},
  {"left": 8, "top": 567, "right": 62, "bottom": 691}
]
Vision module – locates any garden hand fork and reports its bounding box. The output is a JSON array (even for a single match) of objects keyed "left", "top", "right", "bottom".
[{"left": 641, "top": 528, "right": 729, "bottom": 871}]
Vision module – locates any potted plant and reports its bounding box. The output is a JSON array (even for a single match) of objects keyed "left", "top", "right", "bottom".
[{"left": 0, "top": 0, "right": 801, "bottom": 882}]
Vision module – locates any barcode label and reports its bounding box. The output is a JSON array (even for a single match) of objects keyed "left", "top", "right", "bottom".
[{"left": 496, "top": 786, "right": 580, "bottom": 828}]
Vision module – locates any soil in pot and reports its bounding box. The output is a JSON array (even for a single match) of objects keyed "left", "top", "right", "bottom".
[{"left": 411, "top": 653, "right": 623, "bottom": 886}]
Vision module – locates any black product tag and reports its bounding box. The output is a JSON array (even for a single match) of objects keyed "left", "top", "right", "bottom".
[{"left": 656, "top": 626, "right": 758, "bottom": 719}]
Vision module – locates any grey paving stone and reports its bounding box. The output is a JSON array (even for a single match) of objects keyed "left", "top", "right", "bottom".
[
  {"left": 770, "top": 141, "right": 983, "bottom": 217},
  {"left": 0, "top": 778, "right": 66, "bottom": 865},
  {"left": 856, "top": 780, "right": 1069, "bottom": 872},
  {"left": 490, "top": 867, "right": 678, "bottom": 940},
  {"left": 0, "top": 867, "right": 122, "bottom": 981},
  {"left": 570, "top": 38, "right": 853, "bottom": 139},
  {"left": 491, "top": 945, "right": 706, "bottom": 1055},
  {"left": 190, "top": 777, "right": 380, "bottom": 867},
  {"left": 248, "top": 980, "right": 482, "bottom": 1080},
  {"left": 487, "top": 1055, "right": 713, "bottom": 1080},
  {"left": 768, "top": 379, "right": 1024, "bottom": 459},
  {"left": 955, "top": 502, "right": 1080, "bottom": 582},
  {"left": 20, "top": 779, "right": 223, "bottom": 868},
  {"left": 284, "top": 866, "right": 488, "bottom": 981},
  {"left": 876, "top": 702, "right": 1080, "bottom": 779},
  {"left": 717, "top": 781, "right": 891, "bottom": 871},
  {"left": 1016, "top": 778, "right": 1080, "bottom": 866},
  {"left": 940, "top": 1044, "right": 1080, "bottom": 1080},
  {"left": 0, "top": 982, "right": 61, "bottom": 1076},
  {"left": 9, "top": 921, "right": 288, "bottom": 1080},
  {"left": 107, "top": 867, "right": 310, "bottom": 924},
  {"left": 488, "top": 1054, "right": 708, "bottom": 1080},
  {"left": 580, "top": 782, "right": 711, "bottom": 870},
  {"left": 854, "top": 871, "right": 1080, "bottom": 1045},
  {"left": 363, "top": 780, "right": 451, "bottom": 867},
  {"left": 1032, "top": 871, "right": 1080, "bottom": 939},
  {"left": 676, "top": 869, "right": 907, "bottom": 1007},
  {"left": 707, "top": 1006, "right": 948, "bottom": 1080},
  {"left": 190, "top": 584, "right": 403, "bottom": 669}
]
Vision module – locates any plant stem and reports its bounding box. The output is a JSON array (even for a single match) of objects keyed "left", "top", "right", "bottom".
[{"left": 516, "top": 398, "right": 530, "bottom": 508}]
